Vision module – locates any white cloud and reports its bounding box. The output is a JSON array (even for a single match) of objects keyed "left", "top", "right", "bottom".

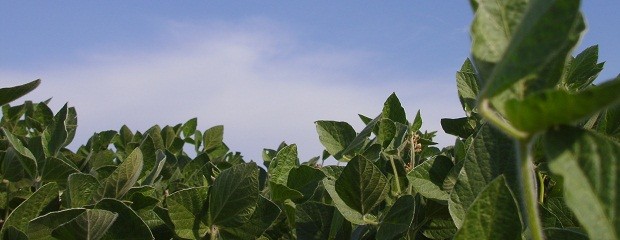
[{"left": 1, "top": 19, "right": 463, "bottom": 163}]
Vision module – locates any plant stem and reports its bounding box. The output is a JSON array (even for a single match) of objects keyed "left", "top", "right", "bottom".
[
  {"left": 389, "top": 156, "right": 402, "bottom": 194},
  {"left": 479, "top": 99, "right": 529, "bottom": 140},
  {"left": 517, "top": 140, "right": 545, "bottom": 240},
  {"left": 410, "top": 134, "right": 416, "bottom": 169},
  {"left": 537, "top": 171, "right": 545, "bottom": 203}
]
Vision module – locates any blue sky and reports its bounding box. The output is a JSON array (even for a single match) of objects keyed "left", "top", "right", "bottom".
[{"left": 2, "top": 1, "right": 620, "bottom": 162}]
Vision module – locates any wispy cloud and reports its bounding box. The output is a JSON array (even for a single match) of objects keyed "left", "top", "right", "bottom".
[{"left": 1, "top": 19, "right": 463, "bottom": 163}]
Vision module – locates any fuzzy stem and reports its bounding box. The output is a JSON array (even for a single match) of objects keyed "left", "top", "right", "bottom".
[
  {"left": 479, "top": 99, "right": 529, "bottom": 140},
  {"left": 410, "top": 134, "right": 416, "bottom": 168},
  {"left": 517, "top": 140, "right": 545, "bottom": 240},
  {"left": 389, "top": 156, "right": 402, "bottom": 194},
  {"left": 537, "top": 172, "right": 545, "bottom": 203}
]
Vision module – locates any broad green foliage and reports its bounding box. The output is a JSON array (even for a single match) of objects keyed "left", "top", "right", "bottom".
[
  {"left": 209, "top": 163, "right": 259, "bottom": 228},
  {"left": 1, "top": 0, "right": 619, "bottom": 239},
  {"left": 167, "top": 187, "right": 209, "bottom": 239},
  {"left": 334, "top": 156, "right": 388, "bottom": 215},
  {"left": 453, "top": 176, "right": 521, "bottom": 240},
  {"left": 448, "top": 124, "right": 518, "bottom": 227},
  {"left": 50, "top": 209, "right": 118, "bottom": 240},
  {"left": 0, "top": 79, "right": 40, "bottom": 107},
  {"left": 544, "top": 126, "right": 620, "bottom": 239},
  {"left": 0, "top": 182, "right": 58, "bottom": 237}
]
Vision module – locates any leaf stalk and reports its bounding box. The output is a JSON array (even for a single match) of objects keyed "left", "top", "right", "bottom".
[
  {"left": 517, "top": 140, "right": 545, "bottom": 240},
  {"left": 478, "top": 99, "right": 529, "bottom": 140},
  {"left": 388, "top": 156, "right": 402, "bottom": 195}
]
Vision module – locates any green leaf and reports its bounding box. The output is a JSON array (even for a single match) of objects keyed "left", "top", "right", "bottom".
[
  {"left": 295, "top": 201, "right": 335, "bottom": 240},
  {"left": 268, "top": 144, "right": 299, "bottom": 186},
  {"left": 0, "top": 182, "right": 58, "bottom": 237},
  {"left": 3, "top": 227, "right": 28, "bottom": 240},
  {"left": 269, "top": 183, "right": 303, "bottom": 202},
  {"left": 335, "top": 156, "right": 389, "bottom": 215},
  {"left": 376, "top": 195, "right": 415, "bottom": 240},
  {"left": 382, "top": 93, "right": 407, "bottom": 125},
  {"left": 287, "top": 165, "right": 325, "bottom": 203},
  {"left": 51, "top": 209, "right": 118, "bottom": 240},
  {"left": 422, "top": 218, "right": 457, "bottom": 240},
  {"left": 2, "top": 128, "right": 38, "bottom": 179},
  {"left": 209, "top": 162, "right": 259, "bottom": 228},
  {"left": 407, "top": 156, "right": 454, "bottom": 201},
  {"left": 64, "top": 107, "right": 78, "bottom": 147},
  {"left": 410, "top": 110, "right": 423, "bottom": 132},
  {"left": 542, "top": 197, "right": 579, "bottom": 228},
  {"left": 470, "top": 0, "right": 528, "bottom": 82},
  {"left": 94, "top": 198, "right": 153, "bottom": 239},
  {"left": 139, "top": 135, "right": 157, "bottom": 180},
  {"left": 479, "top": 0, "right": 582, "bottom": 99},
  {"left": 27, "top": 208, "right": 86, "bottom": 240},
  {"left": 94, "top": 147, "right": 144, "bottom": 200},
  {"left": 454, "top": 176, "right": 521, "bottom": 240},
  {"left": 42, "top": 104, "right": 68, "bottom": 157},
  {"left": 203, "top": 125, "right": 224, "bottom": 152},
  {"left": 544, "top": 126, "right": 620, "bottom": 240},
  {"left": 315, "top": 121, "right": 356, "bottom": 161},
  {"left": 341, "top": 114, "right": 381, "bottom": 157},
  {"left": 378, "top": 119, "right": 396, "bottom": 148},
  {"left": 441, "top": 117, "right": 476, "bottom": 139},
  {"left": 543, "top": 228, "right": 588, "bottom": 240},
  {"left": 457, "top": 59, "right": 481, "bottom": 116},
  {"left": 181, "top": 118, "right": 198, "bottom": 139},
  {"left": 596, "top": 105, "right": 620, "bottom": 140},
  {"left": 142, "top": 149, "right": 166, "bottom": 186},
  {"left": 0, "top": 79, "right": 40, "bottom": 106},
  {"left": 2, "top": 147, "right": 26, "bottom": 181},
  {"left": 562, "top": 45, "right": 604, "bottom": 91},
  {"left": 220, "top": 196, "right": 281, "bottom": 240},
  {"left": 322, "top": 179, "right": 364, "bottom": 225},
  {"left": 505, "top": 78, "right": 620, "bottom": 133},
  {"left": 40, "top": 157, "right": 79, "bottom": 184},
  {"left": 66, "top": 173, "right": 100, "bottom": 208},
  {"left": 449, "top": 124, "right": 519, "bottom": 227},
  {"left": 167, "top": 186, "right": 209, "bottom": 239}
]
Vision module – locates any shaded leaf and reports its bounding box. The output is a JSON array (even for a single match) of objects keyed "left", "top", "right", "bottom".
[
  {"left": 167, "top": 187, "right": 209, "bottom": 239},
  {"left": 376, "top": 195, "right": 415, "bottom": 240},
  {"left": 220, "top": 196, "right": 281, "bottom": 240},
  {"left": 441, "top": 117, "right": 475, "bottom": 139},
  {"left": 51, "top": 209, "right": 118, "bottom": 240},
  {"left": 0, "top": 79, "right": 40, "bottom": 106},
  {"left": 454, "top": 176, "right": 521, "bottom": 240},
  {"left": 209, "top": 162, "right": 259, "bottom": 227},
  {"left": 2, "top": 128, "right": 38, "bottom": 179},
  {"left": 295, "top": 201, "right": 334, "bottom": 240},
  {"left": 66, "top": 173, "right": 99, "bottom": 208},
  {"left": 0, "top": 182, "right": 58, "bottom": 236},
  {"left": 449, "top": 124, "right": 518, "bottom": 227},
  {"left": 27, "top": 208, "right": 86, "bottom": 240},
  {"left": 94, "top": 148, "right": 144, "bottom": 200},
  {"left": 94, "top": 198, "right": 153, "bottom": 240},
  {"left": 322, "top": 179, "right": 364, "bottom": 225}
]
